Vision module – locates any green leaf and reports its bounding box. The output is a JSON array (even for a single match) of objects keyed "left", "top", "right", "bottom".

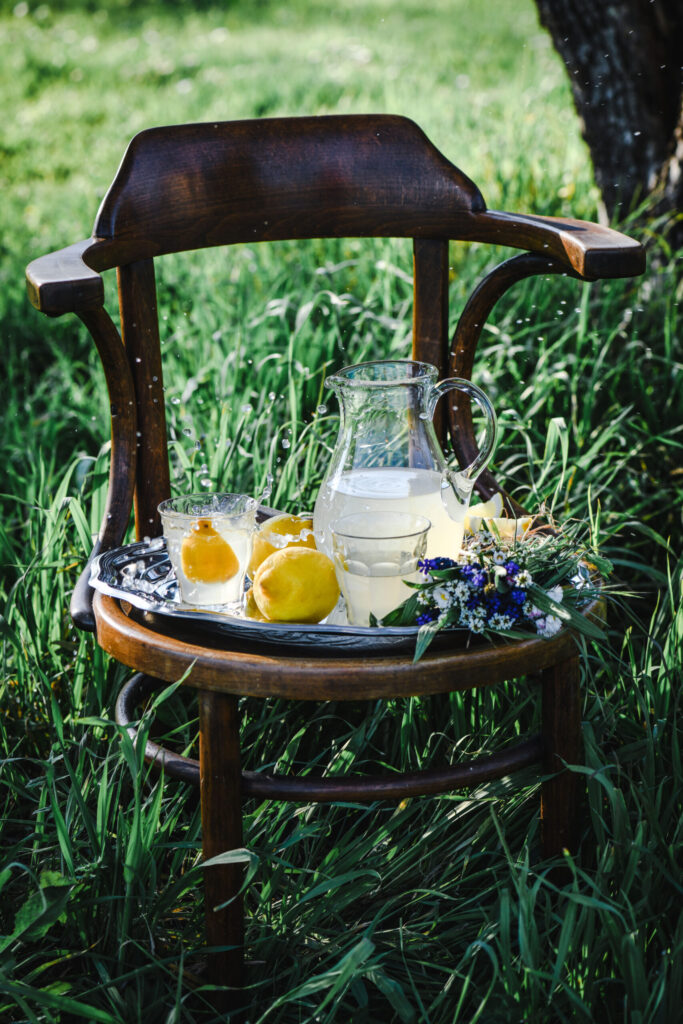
[
  {"left": 0, "top": 980, "right": 118, "bottom": 1023},
  {"left": 381, "top": 592, "right": 421, "bottom": 626},
  {"left": 367, "top": 967, "right": 416, "bottom": 1022},
  {"left": 413, "top": 619, "right": 442, "bottom": 662},
  {"left": 0, "top": 878, "right": 72, "bottom": 954}
]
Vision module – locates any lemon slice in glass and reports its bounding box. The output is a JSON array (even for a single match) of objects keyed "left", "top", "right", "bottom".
[{"left": 181, "top": 518, "right": 240, "bottom": 583}]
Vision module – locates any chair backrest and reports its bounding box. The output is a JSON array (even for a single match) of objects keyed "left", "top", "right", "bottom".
[
  {"left": 27, "top": 114, "right": 646, "bottom": 554},
  {"left": 94, "top": 114, "right": 486, "bottom": 255},
  {"left": 90, "top": 115, "right": 492, "bottom": 536}
]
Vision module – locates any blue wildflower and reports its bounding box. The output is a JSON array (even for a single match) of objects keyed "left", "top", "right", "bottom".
[
  {"left": 416, "top": 609, "right": 439, "bottom": 625},
  {"left": 510, "top": 588, "right": 527, "bottom": 605},
  {"left": 460, "top": 563, "right": 481, "bottom": 579},
  {"left": 505, "top": 560, "right": 521, "bottom": 576},
  {"left": 418, "top": 556, "right": 458, "bottom": 575}
]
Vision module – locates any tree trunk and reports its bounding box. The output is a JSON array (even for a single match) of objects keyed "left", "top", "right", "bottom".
[{"left": 533, "top": 0, "right": 683, "bottom": 242}]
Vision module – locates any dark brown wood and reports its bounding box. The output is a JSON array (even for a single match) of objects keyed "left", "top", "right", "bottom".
[
  {"left": 244, "top": 736, "right": 543, "bottom": 801},
  {"left": 465, "top": 210, "right": 644, "bottom": 280},
  {"left": 93, "top": 115, "right": 485, "bottom": 255},
  {"left": 540, "top": 655, "right": 582, "bottom": 857},
  {"left": 114, "top": 673, "right": 544, "bottom": 798},
  {"left": 93, "top": 590, "right": 597, "bottom": 701},
  {"left": 412, "top": 238, "right": 450, "bottom": 442},
  {"left": 114, "top": 673, "right": 201, "bottom": 787},
  {"left": 117, "top": 260, "right": 170, "bottom": 539},
  {"left": 449, "top": 252, "right": 581, "bottom": 506},
  {"left": 26, "top": 239, "right": 104, "bottom": 315},
  {"left": 199, "top": 690, "right": 244, "bottom": 992},
  {"left": 26, "top": 118, "right": 644, "bottom": 324},
  {"left": 70, "top": 306, "right": 138, "bottom": 629}
]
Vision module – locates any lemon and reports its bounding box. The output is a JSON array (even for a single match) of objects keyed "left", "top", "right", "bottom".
[
  {"left": 247, "top": 512, "right": 316, "bottom": 577},
  {"left": 464, "top": 493, "right": 505, "bottom": 534},
  {"left": 181, "top": 519, "right": 240, "bottom": 583},
  {"left": 252, "top": 547, "right": 340, "bottom": 623},
  {"left": 244, "top": 588, "right": 270, "bottom": 622},
  {"left": 464, "top": 493, "right": 532, "bottom": 540}
]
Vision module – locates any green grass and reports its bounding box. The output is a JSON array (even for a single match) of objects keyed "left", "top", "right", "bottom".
[{"left": 1, "top": 1, "right": 682, "bottom": 1021}]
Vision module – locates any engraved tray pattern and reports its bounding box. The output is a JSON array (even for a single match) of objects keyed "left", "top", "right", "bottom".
[{"left": 89, "top": 540, "right": 443, "bottom": 653}]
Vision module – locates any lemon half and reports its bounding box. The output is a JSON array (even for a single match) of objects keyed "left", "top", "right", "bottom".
[
  {"left": 181, "top": 519, "right": 240, "bottom": 583},
  {"left": 247, "top": 512, "right": 316, "bottom": 577},
  {"left": 465, "top": 493, "right": 532, "bottom": 541}
]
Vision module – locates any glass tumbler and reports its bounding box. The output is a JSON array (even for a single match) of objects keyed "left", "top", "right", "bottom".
[
  {"left": 159, "top": 492, "right": 258, "bottom": 608},
  {"left": 330, "top": 511, "right": 430, "bottom": 626}
]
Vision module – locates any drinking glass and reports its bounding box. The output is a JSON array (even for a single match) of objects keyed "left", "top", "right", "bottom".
[
  {"left": 330, "top": 512, "right": 430, "bottom": 626},
  {"left": 159, "top": 493, "right": 258, "bottom": 608}
]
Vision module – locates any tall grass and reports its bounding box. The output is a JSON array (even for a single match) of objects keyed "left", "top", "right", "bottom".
[{"left": 1, "top": 1, "right": 682, "bottom": 1021}]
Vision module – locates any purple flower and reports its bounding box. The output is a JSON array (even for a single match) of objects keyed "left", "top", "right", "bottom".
[
  {"left": 505, "top": 560, "right": 521, "bottom": 576},
  {"left": 417, "top": 609, "right": 439, "bottom": 625},
  {"left": 510, "top": 588, "right": 527, "bottom": 605}
]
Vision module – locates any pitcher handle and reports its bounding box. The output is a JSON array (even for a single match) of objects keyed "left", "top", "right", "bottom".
[{"left": 428, "top": 377, "right": 497, "bottom": 495}]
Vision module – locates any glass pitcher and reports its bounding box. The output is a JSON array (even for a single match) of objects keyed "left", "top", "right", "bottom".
[{"left": 313, "top": 359, "right": 497, "bottom": 560}]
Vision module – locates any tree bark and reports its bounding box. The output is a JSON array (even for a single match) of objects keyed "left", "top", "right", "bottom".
[{"left": 533, "top": 0, "right": 683, "bottom": 241}]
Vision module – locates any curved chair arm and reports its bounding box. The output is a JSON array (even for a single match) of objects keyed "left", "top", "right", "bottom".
[
  {"left": 69, "top": 307, "right": 138, "bottom": 631},
  {"left": 26, "top": 239, "right": 105, "bottom": 316},
  {"left": 26, "top": 244, "right": 138, "bottom": 630},
  {"left": 66, "top": 307, "right": 137, "bottom": 630},
  {"left": 449, "top": 252, "right": 594, "bottom": 510},
  {"left": 464, "top": 210, "right": 645, "bottom": 281},
  {"left": 445, "top": 212, "right": 644, "bottom": 507}
]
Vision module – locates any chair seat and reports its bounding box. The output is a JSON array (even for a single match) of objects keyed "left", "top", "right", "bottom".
[{"left": 93, "top": 589, "right": 599, "bottom": 700}]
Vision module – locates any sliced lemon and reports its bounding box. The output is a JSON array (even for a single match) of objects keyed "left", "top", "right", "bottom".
[
  {"left": 464, "top": 493, "right": 532, "bottom": 541},
  {"left": 486, "top": 516, "right": 533, "bottom": 541},
  {"left": 464, "top": 492, "right": 504, "bottom": 534},
  {"left": 181, "top": 518, "right": 240, "bottom": 583}
]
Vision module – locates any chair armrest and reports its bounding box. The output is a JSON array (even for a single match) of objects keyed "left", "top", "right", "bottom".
[
  {"left": 470, "top": 210, "right": 645, "bottom": 280},
  {"left": 26, "top": 239, "right": 105, "bottom": 315}
]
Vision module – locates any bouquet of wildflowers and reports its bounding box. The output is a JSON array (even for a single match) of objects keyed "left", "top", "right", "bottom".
[{"left": 381, "top": 514, "right": 610, "bottom": 661}]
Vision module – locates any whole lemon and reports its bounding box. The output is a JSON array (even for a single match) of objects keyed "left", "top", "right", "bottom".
[
  {"left": 247, "top": 513, "right": 316, "bottom": 577},
  {"left": 252, "top": 547, "right": 340, "bottom": 624}
]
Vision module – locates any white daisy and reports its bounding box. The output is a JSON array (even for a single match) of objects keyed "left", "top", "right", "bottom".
[{"left": 537, "top": 614, "right": 563, "bottom": 638}]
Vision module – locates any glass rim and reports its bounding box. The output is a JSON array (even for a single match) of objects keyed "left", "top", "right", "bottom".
[
  {"left": 326, "top": 359, "right": 438, "bottom": 390},
  {"left": 330, "top": 512, "right": 431, "bottom": 541},
  {"left": 158, "top": 492, "right": 258, "bottom": 520}
]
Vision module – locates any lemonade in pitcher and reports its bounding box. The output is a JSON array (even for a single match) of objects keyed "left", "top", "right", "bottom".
[
  {"left": 312, "top": 360, "right": 497, "bottom": 565},
  {"left": 315, "top": 466, "right": 465, "bottom": 561}
]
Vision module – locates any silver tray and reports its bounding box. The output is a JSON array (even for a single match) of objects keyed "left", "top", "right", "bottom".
[{"left": 89, "top": 539, "right": 451, "bottom": 653}]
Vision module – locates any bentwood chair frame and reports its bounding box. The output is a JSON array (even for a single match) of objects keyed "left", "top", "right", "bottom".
[{"left": 26, "top": 115, "right": 645, "bottom": 990}]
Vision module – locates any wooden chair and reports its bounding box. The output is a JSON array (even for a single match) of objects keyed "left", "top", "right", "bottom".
[{"left": 26, "top": 115, "right": 645, "bottom": 993}]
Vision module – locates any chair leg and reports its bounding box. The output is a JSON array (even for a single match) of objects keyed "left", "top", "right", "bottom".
[
  {"left": 540, "top": 655, "right": 582, "bottom": 859},
  {"left": 198, "top": 690, "right": 244, "bottom": 994}
]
